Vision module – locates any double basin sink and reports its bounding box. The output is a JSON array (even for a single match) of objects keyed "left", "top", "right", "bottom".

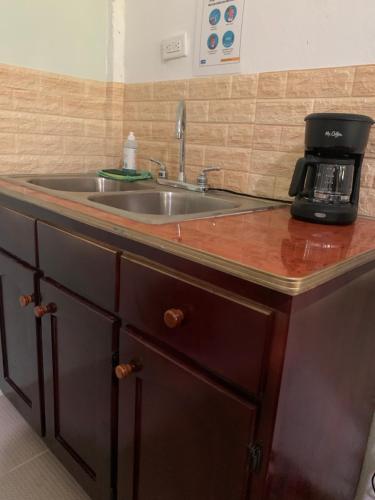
[{"left": 18, "top": 174, "right": 284, "bottom": 224}]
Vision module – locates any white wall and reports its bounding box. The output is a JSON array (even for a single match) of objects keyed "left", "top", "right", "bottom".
[
  {"left": 0, "top": 0, "right": 111, "bottom": 81},
  {"left": 125, "top": 0, "right": 375, "bottom": 83}
]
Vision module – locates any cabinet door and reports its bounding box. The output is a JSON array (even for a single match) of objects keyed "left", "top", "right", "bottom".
[
  {"left": 0, "top": 251, "right": 43, "bottom": 434},
  {"left": 117, "top": 329, "right": 257, "bottom": 500},
  {"left": 40, "top": 279, "right": 118, "bottom": 500}
]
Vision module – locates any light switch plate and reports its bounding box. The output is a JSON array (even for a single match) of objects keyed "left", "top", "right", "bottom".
[{"left": 161, "top": 33, "right": 188, "bottom": 61}]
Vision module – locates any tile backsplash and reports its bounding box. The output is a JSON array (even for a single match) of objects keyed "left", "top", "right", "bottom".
[
  {"left": 124, "top": 65, "right": 375, "bottom": 217},
  {"left": 1, "top": 62, "right": 375, "bottom": 217},
  {"left": 0, "top": 64, "right": 124, "bottom": 175}
]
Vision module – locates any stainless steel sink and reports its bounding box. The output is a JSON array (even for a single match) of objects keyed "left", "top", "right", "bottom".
[
  {"left": 88, "top": 191, "right": 239, "bottom": 216},
  {"left": 10, "top": 173, "right": 285, "bottom": 224},
  {"left": 27, "top": 176, "right": 153, "bottom": 193}
]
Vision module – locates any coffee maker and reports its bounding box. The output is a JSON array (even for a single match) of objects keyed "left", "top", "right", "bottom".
[{"left": 289, "top": 113, "right": 374, "bottom": 225}]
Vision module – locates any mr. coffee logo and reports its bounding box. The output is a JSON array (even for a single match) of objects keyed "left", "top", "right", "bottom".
[{"left": 325, "top": 130, "right": 343, "bottom": 139}]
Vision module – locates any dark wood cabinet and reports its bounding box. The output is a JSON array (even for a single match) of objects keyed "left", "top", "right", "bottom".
[
  {"left": 0, "top": 196, "right": 374, "bottom": 500},
  {"left": 39, "top": 279, "right": 119, "bottom": 500},
  {"left": 117, "top": 328, "right": 257, "bottom": 500},
  {"left": 0, "top": 251, "right": 43, "bottom": 434}
]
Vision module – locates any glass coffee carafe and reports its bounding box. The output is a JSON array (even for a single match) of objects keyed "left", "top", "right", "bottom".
[{"left": 304, "top": 159, "right": 355, "bottom": 204}]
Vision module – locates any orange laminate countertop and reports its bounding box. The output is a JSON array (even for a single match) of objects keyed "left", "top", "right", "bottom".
[{"left": 1, "top": 178, "right": 375, "bottom": 295}]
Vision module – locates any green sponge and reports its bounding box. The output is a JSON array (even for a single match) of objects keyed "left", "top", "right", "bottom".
[{"left": 98, "top": 169, "right": 153, "bottom": 182}]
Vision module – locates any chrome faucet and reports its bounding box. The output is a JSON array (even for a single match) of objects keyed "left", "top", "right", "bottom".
[
  {"left": 149, "top": 100, "right": 221, "bottom": 192},
  {"left": 176, "top": 100, "right": 186, "bottom": 182}
]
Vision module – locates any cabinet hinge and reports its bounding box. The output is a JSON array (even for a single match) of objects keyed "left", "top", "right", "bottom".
[{"left": 248, "top": 443, "right": 263, "bottom": 473}]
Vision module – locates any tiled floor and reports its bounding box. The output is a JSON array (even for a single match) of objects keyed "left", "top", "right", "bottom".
[
  {"left": 0, "top": 395, "right": 89, "bottom": 500},
  {"left": 0, "top": 393, "right": 374, "bottom": 500}
]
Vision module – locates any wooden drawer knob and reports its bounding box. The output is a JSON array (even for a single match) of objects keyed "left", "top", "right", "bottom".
[
  {"left": 164, "top": 308, "right": 184, "bottom": 329},
  {"left": 19, "top": 294, "right": 35, "bottom": 308},
  {"left": 34, "top": 303, "right": 57, "bottom": 318},
  {"left": 115, "top": 360, "right": 142, "bottom": 380}
]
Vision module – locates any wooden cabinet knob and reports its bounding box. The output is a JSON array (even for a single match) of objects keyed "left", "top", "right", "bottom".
[
  {"left": 164, "top": 308, "right": 184, "bottom": 329},
  {"left": 19, "top": 294, "right": 35, "bottom": 308},
  {"left": 115, "top": 360, "right": 142, "bottom": 380},
  {"left": 34, "top": 303, "right": 57, "bottom": 318}
]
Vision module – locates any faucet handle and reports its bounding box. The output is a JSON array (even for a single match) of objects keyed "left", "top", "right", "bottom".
[
  {"left": 201, "top": 167, "right": 221, "bottom": 174},
  {"left": 149, "top": 158, "right": 168, "bottom": 179},
  {"left": 197, "top": 166, "right": 221, "bottom": 190}
]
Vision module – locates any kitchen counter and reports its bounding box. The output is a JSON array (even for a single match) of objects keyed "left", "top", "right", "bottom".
[{"left": 0, "top": 176, "right": 375, "bottom": 295}]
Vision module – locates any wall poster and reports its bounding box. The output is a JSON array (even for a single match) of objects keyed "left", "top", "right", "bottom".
[{"left": 194, "top": 0, "right": 246, "bottom": 76}]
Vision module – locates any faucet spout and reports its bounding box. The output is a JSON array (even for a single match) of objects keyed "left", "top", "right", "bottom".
[{"left": 176, "top": 100, "right": 186, "bottom": 182}]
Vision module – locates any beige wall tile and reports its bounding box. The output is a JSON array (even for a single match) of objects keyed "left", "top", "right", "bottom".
[
  {"left": 0, "top": 110, "right": 41, "bottom": 134},
  {"left": 151, "top": 122, "right": 175, "bottom": 141},
  {"left": 0, "top": 89, "right": 13, "bottom": 110},
  {"left": 39, "top": 74, "right": 85, "bottom": 95},
  {"left": 209, "top": 99, "right": 256, "bottom": 123},
  {"left": 361, "top": 158, "right": 375, "bottom": 188},
  {"left": 168, "top": 143, "right": 205, "bottom": 167},
  {"left": 205, "top": 146, "right": 251, "bottom": 172},
  {"left": 84, "top": 80, "right": 108, "bottom": 98},
  {"left": 359, "top": 187, "right": 375, "bottom": 217},
  {"left": 222, "top": 171, "right": 249, "bottom": 193},
  {"left": 250, "top": 150, "right": 298, "bottom": 177},
  {"left": 84, "top": 156, "right": 118, "bottom": 171},
  {"left": 227, "top": 124, "right": 253, "bottom": 148},
  {"left": 256, "top": 99, "right": 314, "bottom": 125},
  {"left": 0, "top": 133, "right": 16, "bottom": 154},
  {"left": 137, "top": 140, "right": 169, "bottom": 163},
  {"left": 153, "top": 80, "right": 188, "bottom": 100},
  {"left": 16, "top": 134, "right": 64, "bottom": 155},
  {"left": 105, "top": 138, "right": 122, "bottom": 157},
  {"left": 366, "top": 129, "right": 375, "bottom": 158},
  {"left": 64, "top": 136, "right": 106, "bottom": 156},
  {"left": 105, "top": 83, "right": 126, "bottom": 100},
  {"left": 0, "top": 154, "right": 39, "bottom": 173},
  {"left": 279, "top": 126, "right": 305, "bottom": 153},
  {"left": 187, "top": 123, "right": 227, "bottom": 146},
  {"left": 257, "top": 72, "right": 288, "bottom": 98},
  {"left": 137, "top": 101, "right": 173, "bottom": 121},
  {"left": 313, "top": 97, "right": 375, "bottom": 117},
  {"left": 253, "top": 125, "right": 281, "bottom": 151},
  {"left": 186, "top": 101, "right": 209, "bottom": 122},
  {"left": 353, "top": 66, "right": 375, "bottom": 97},
  {"left": 231, "top": 75, "right": 258, "bottom": 98},
  {"left": 38, "top": 155, "right": 85, "bottom": 173},
  {"left": 287, "top": 67, "right": 355, "bottom": 98},
  {"left": 123, "top": 101, "right": 139, "bottom": 121},
  {"left": 103, "top": 120, "right": 123, "bottom": 139},
  {"left": 248, "top": 174, "right": 276, "bottom": 197},
  {"left": 125, "top": 83, "right": 153, "bottom": 101},
  {"left": 0, "top": 64, "right": 40, "bottom": 91},
  {"left": 41, "top": 115, "right": 85, "bottom": 136},
  {"left": 274, "top": 176, "right": 293, "bottom": 201},
  {"left": 104, "top": 100, "right": 124, "bottom": 121},
  {"left": 63, "top": 96, "right": 107, "bottom": 119},
  {"left": 188, "top": 76, "right": 232, "bottom": 100},
  {"left": 14, "top": 90, "right": 63, "bottom": 115},
  {"left": 123, "top": 121, "right": 153, "bottom": 139}
]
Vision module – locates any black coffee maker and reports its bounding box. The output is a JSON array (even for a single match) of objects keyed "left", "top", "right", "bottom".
[{"left": 289, "top": 113, "right": 374, "bottom": 225}]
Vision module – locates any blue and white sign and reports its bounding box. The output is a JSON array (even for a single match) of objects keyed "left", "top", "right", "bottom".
[{"left": 194, "top": 0, "right": 246, "bottom": 75}]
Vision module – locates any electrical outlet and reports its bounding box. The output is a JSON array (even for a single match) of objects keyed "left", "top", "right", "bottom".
[{"left": 161, "top": 33, "right": 188, "bottom": 61}]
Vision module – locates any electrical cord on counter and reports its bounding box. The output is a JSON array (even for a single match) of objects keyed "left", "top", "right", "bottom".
[{"left": 372, "top": 471, "right": 375, "bottom": 494}]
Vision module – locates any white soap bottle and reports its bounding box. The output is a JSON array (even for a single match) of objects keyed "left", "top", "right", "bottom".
[{"left": 123, "top": 132, "right": 137, "bottom": 171}]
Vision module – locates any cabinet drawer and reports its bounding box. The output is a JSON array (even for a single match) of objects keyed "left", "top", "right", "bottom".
[
  {"left": 119, "top": 255, "right": 274, "bottom": 396},
  {"left": 0, "top": 205, "right": 37, "bottom": 266},
  {"left": 37, "top": 222, "right": 120, "bottom": 312}
]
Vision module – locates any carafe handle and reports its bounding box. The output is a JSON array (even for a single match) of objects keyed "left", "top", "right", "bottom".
[{"left": 289, "top": 157, "right": 319, "bottom": 197}]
